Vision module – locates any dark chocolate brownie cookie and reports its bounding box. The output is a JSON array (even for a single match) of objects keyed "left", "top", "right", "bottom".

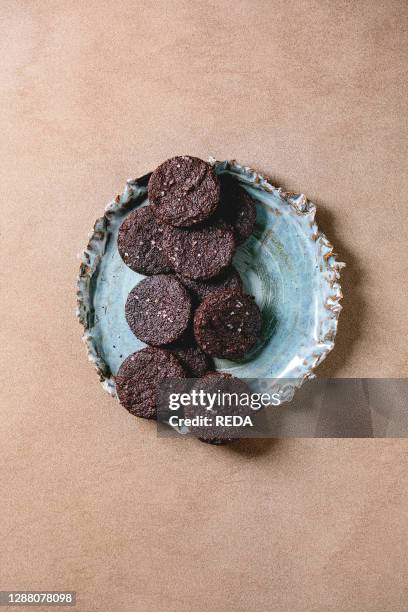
[
  {"left": 177, "top": 266, "right": 243, "bottom": 304},
  {"left": 162, "top": 220, "right": 235, "bottom": 280},
  {"left": 148, "top": 156, "right": 220, "bottom": 227},
  {"left": 185, "top": 372, "right": 253, "bottom": 442},
  {"left": 115, "top": 347, "right": 187, "bottom": 419},
  {"left": 117, "top": 206, "right": 172, "bottom": 275},
  {"left": 219, "top": 174, "right": 257, "bottom": 244},
  {"left": 125, "top": 275, "right": 191, "bottom": 346},
  {"left": 172, "top": 345, "right": 213, "bottom": 378},
  {"left": 193, "top": 290, "right": 262, "bottom": 359}
]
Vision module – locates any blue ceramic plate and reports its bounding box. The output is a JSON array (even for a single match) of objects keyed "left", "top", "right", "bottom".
[{"left": 77, "top": 160, "right": 344, "bottom": 398}]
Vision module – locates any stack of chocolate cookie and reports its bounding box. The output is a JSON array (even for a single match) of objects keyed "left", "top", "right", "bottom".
[{"left": 115, "top": 156, "right": 262, "bottom": 420}]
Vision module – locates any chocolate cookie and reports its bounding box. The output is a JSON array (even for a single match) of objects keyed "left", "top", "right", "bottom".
[
  {"left": 117, "top": 206, "right": 171, "bottom": 275},
  {"left": 163, "top": 221, "right": 235, "bottom": 280},
  {"left": 177, "top": 266, "right": 243, "bottom": 304},
  {"left": 194, "top": 290, "right": 262, "bottom": 359},
  {"left": 185, "top": 372, "right": 253, "bottom": 442},
  {"left": 219, "top": 174, "right": 257, "bottom": 244},
  {"left": 148, "top": 156, "right": 220, "bottom": 227},
  {"left": 172, "top": 345, "right": 213, "bottom": 378},
  {"left": 125, "top": 275, "right": 192, "bottom": 346},
  {"left": 115, "top": 348, "right": 187, "bottom": 419}
]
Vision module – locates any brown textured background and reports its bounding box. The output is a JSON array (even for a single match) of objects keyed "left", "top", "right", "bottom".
[{"left": 1, "top": 1, "right": 407, "bottom": 610}]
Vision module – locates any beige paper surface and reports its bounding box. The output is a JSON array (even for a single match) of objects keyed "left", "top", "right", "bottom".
[{"left": 1, "top": 1, "right": 407, "bottom": 610}]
